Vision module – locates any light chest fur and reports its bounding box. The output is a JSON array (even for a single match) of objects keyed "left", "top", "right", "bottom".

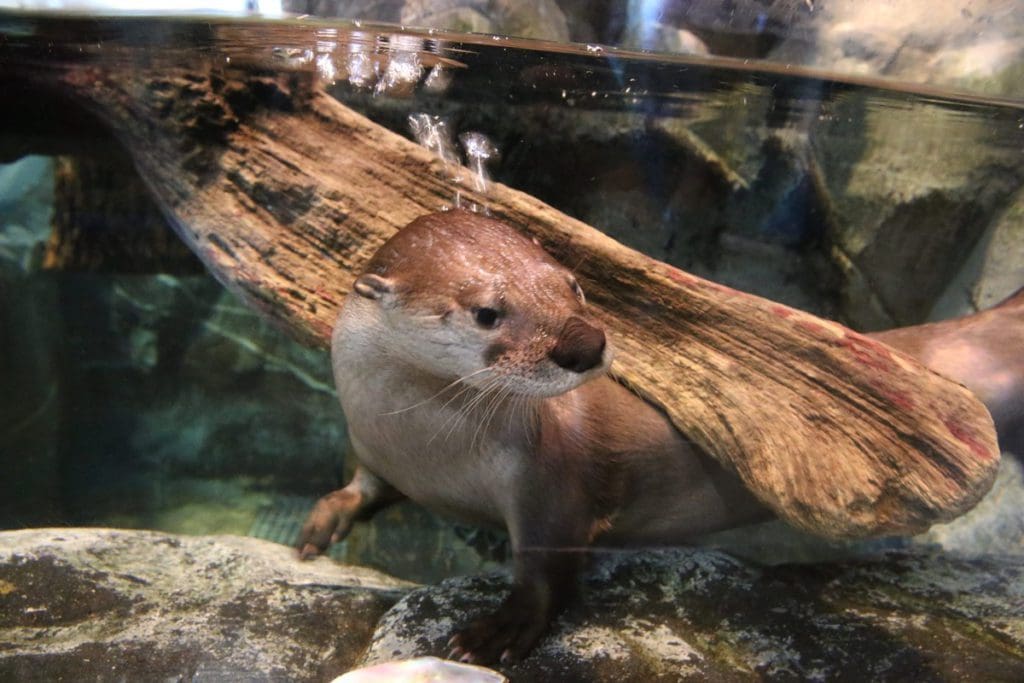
[
  {"left": 331, "top": 288, "right": 768, "bottom": 545},
  {"left": 332, "top": 294, "right": 528, "bottom": 528}
]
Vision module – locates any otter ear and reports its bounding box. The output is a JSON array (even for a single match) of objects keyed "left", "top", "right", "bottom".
[{"left": 353, "top": 273, "right": 395, "bottom": 300}]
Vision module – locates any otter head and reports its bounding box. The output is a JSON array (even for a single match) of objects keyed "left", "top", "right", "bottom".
[{"left": 352, "top": 210, "right": 612, "bottom": 398}]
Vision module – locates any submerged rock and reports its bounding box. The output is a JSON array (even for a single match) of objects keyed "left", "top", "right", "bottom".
[
  {"left": 4, "top": 528, "right": 1019, "bottom": 681},
  {"left": 919, "top": 454, "right": 1024, "bottom": 556},
  {"left": 815, "top": 92, "right": 1024, "bottom": 328},
  {"left": 701, "top": 454, "right": 1024, "bottom": 565},
  {"left": 972, "top": 186, "right": 1024, "bottom": 311}
]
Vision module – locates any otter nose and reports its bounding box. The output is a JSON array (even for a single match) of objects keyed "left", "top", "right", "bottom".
[{"left": 549, "top": 316, "right": 606, "bottom": 373}]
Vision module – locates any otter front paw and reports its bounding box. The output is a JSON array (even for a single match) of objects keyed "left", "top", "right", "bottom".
[
  {"left": 447, "top": 593, "right": 551, "bottom": 665},
  {"left": 297, "top": 489, "right": 359, "bottom": 560}
]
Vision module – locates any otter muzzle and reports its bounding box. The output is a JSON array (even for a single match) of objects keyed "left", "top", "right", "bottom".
[{"left": 548, "top": 316, "right": 606, "bottom": 373}]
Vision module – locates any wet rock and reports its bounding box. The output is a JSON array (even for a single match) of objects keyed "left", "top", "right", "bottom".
[
  {"left": 918, "top": 455, "right": 1024, "bottom": 556},
  {"left": 403, "top": 4, "right": 492, "bottom": 35},
  {"left": 613, "top": 0, "right": 814, "bottom": 59},
  {"left": 702, "top": 454, "right": 1024, "bottom": 566},
  {"left": 973, "top": 186, "right": 1024, "bottom": 311},
  {"left": 725, "top": 1, "right": 1024, "bottom": 327},
  {"left": 921, "top": 182, "right": 1024, "bottom": 321},
  {"left": 0, "top": 529, "right": 412, "bottom": 682},
  {"left": 676, "top": 130, "right": 839, "bottom": 318},
  {"left": 286, "top": 1, "right": 406, "bottom": 25},
  {"left": 3, "top": 530, "right": 1023, "bottom": 681},
  {"left": 644, "top": 115, "right": 840, "bottom": 318},
  {"left": 364, "top": 547, "right": 1024, "bottom": 681},
  {"left": 508, "top": 60, "right": 838, "bottom": 319},
  {"left": 815, "top": 91, "right": 1024, "bottom": 328}
]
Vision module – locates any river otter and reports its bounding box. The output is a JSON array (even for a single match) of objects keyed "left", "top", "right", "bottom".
[
  {"left": 298, "top": 209, "right": 771, "bottom": 664},
  {"left": 299, "top": 209, "right": 1020, "bottom": 664}
]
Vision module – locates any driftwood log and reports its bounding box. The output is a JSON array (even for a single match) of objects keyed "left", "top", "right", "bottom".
[{"left": 3, "top": 45, "right": 999, "bottom": 539}]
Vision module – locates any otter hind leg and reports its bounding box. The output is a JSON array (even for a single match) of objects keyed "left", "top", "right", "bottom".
[{"left": 298, "top": 462, "right": 403, "bottom": 560}]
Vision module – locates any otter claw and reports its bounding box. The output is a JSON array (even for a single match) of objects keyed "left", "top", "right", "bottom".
[
  {"left": 446, "top": 633, "right": 467, "bottom": 662},
  {"left": 298, "top": 543, "right": 321, "bottom": 561}
]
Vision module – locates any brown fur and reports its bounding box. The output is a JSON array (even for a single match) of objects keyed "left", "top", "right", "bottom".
[
  {"left": 301, "top": 211, "right": 1022, "bottom": 665},
  {"left": 299, "top": 210, "right": 769, "bottom": 664}
]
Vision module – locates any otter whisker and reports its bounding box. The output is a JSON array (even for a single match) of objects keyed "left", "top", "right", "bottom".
[
  {"left": 458, "top": 373, "right": 501, "bottom": 417},
  {"left": 468, "top": 375, "right": 510, "bottom": 446},
  {"left": 435, "top": 369, "right": 496, "bottom": 416},
  {"left": 504, "top": 388, "right": 520, "bottom": 432},
  {"left": 462, "top": 375, "right": 507, "bottom": 450},
  {"left": 518, "top": 393, "right": 539, "bottom": 441},
  {"left": 380, "top": 366, "right": 494, "bottom": 416},
  {"left": 485, "top": 384, "right": 517, "bottom": 449},
  {"left": 474, "top": 380, "right": 513, "bottom": 452},
  {"left": 519, "top": 393, "right": 540, "bottom": 448},
  {"left": 455, "top": 382, "right": 503, "bottom": 450},
  {"left": 430, "top": 373, "right": 504, "bottom": 447}
]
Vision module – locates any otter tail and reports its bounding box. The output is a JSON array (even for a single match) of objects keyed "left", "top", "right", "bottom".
[{"left": 873, "top": 286, "right": 1023, "bottom": 456}]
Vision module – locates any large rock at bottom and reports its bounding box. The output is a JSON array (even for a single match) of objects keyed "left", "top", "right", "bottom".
[
  {"left": 2, "top": 530, "right": 1023, "bottom": 681},
  {"left": 0, "top": 529, "right": 412, "bottom": 681},
  {"left": 364, "top": 548, "right": 1024, "bottom": 681}
]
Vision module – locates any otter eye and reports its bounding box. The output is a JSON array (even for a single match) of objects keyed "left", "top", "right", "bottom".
[{"left": 472, "top": 306, "right": 501, "bottom": 329}]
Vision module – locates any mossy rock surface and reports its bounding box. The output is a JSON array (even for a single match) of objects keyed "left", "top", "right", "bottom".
[
  {"left": 2, "top": 529, "right": 1023, "bottom": 681},
  {"left": 0, "top": 529, "right": 412, "bottom": 682},
  {"left": 366, "top": 547, "right": 1024, "bottom": 682}
]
